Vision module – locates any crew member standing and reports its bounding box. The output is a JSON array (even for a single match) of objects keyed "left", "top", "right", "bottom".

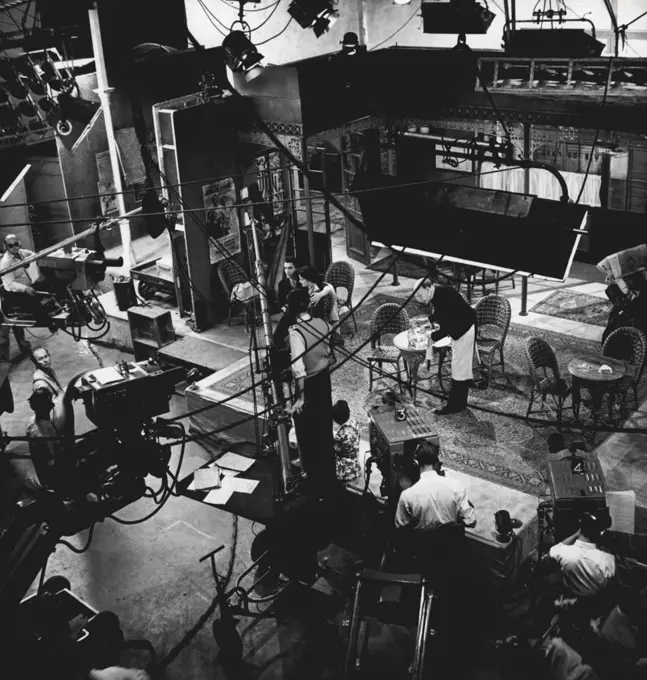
[
  {"left": 419, "top": 265, "right": 478, "bottom": 415},
  {"left": 31, "top": 346, "right": 71, "bottom": 433},
  {"left": 287, "top": 288, "right": 336, "bottom": 498}
]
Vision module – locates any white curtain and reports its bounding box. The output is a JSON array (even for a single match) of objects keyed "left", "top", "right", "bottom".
[{"left": 479, "top": 162, "right": 602, "bottom": 207}]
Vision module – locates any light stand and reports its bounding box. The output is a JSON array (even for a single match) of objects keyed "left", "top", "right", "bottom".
[{"left": 242, "top": 194, "right": 293, "bottom": 501}]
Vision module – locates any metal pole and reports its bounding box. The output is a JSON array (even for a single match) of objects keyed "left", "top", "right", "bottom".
[
  {"left": 0, "top": 207, "right": 142, "bottom": 278},
  {"left": 320, "top": 147, "right": 333, "bottom": 270},
  {"left": 520, "top": 275, "right": 528, "bottom": 316},
  {"left": 244, "top": 201, "right": 291, "bottom": 499},
  {"left": 301, "top": 138, "right": 316, "bottom": 267},
  {"left": 88, "top": 3, "right": 136, "bottom": 270}
]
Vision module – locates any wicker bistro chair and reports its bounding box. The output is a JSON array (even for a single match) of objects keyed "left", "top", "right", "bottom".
[
  {"left": 524, "top": 336, "right": 573, "bottom": 426},
  {"left": 368, "top": 303, "right": 411, "bottom": 392},
  {"left": 473, "top": 294, "right": 512, "bottom": 384},
  {"left": 602, "top": 326, "right": 647, "bottom": 415},
  {"left": 217, "top": 260, "right": 257, "bottom": 332},
  {"left": 325, "top": 261, "right": 358, "bottom": 332}
]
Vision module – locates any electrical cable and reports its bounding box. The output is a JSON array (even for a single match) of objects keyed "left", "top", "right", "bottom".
[
  {"left": 218, "top": 0, "right": 280, "bottom": 11},
  {"left": 57, "top": 523, "right": 95, "bottom": 554},
  {"left": 575, "top": 57, "right": 613, "bottom": 204},
  {"left": 248, "top": 0, "right": 282, "bottom": 32},
  {"left": 255, "top": 17, "right": 294, "bottom": 46},
  {"left": 369, "top": 1, "right": 422, "bottom": 51},
  {"left": 0, "top": 163, "right": 522, "bottom": 225},
  {"left": 196, "top": 0, "right": 230, "bottom": 36}
]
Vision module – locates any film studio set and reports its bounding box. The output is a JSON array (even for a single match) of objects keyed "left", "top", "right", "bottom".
[{"left": 2, "top": 0, "right": 647, "bottom": 679}]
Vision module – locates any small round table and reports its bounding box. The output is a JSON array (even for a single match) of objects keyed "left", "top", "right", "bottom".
[
  {"left": 567, "top": 353, "right": 626, "bottom": 427},
  {"left": 393, "top": 331, "right": 451, "bottom": 399}
]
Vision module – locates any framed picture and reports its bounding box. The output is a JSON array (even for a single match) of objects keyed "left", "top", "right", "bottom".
[{"left": 202, "top": 178, "right": 241, "bottom": 265}]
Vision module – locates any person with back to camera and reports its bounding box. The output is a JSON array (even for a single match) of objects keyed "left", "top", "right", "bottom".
[
  {"left": 286, "top": 287, "right": 336, "bottom": 498},
  {"left": 395, "top": 440, "right": 476, "bottom": 532},
  {"left": 332, "top": 399, "right": 361, "bottom": 484},
  {"left": 416, "top": 263, "right": 478, "bottom": 415}
]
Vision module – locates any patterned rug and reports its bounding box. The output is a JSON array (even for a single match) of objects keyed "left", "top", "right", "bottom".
[
  {"left": 367, "top": 254, "right": 429, "bottom": 280},
  {"left": 211, "top": 311, "right": 646, "bottom": 496},
  {"left": 529, "top": 290, "right": 612, "bottom": 328}
]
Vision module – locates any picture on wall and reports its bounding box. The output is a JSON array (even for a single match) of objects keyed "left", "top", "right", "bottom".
[{"left": 202, "top": 178, "right": 241, "bottom": 265}]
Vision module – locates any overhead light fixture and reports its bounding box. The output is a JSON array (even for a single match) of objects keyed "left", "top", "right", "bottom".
[
  {"left": 340, "top": 31, "right": 366, "bottom": 56},
  {"left": 222, "top": 31, "right": 264, "bottom": 82},
  {"left": 421, "top": 0, "right": 495, "bottom": 34},
  {"left": 288, "top": 0, "right": 339, "bottom": 38},
  {"left": 393, "top": 0, "right": 412, "bottom": 4}
]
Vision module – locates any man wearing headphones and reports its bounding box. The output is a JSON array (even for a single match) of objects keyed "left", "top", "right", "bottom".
[
  {"left": 549, "top": 512, "right": 616, "bottom": 599},
  {"left": 395, "top": 440, "right": 476, "bottom": 532}
]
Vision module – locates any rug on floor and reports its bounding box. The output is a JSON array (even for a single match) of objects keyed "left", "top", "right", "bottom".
[
  {"left": 367, "top": 254, "right": 429, "bottom": 279},
  {"left": 209, "top": 320, "right": 646, "bottom": 497},
  {"left": 529, "top": 290, "right": 612, "bottom": 328}
]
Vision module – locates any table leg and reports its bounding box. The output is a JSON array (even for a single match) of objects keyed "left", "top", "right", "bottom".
[{"left": 403, "top": 352, "right": 424, "bottom": 402}]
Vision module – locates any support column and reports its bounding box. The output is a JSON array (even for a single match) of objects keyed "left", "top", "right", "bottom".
[{"left": 88, "top": 3, "right": 136, "bottom": 269}]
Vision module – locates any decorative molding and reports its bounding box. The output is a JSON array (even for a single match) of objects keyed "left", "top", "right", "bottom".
[{"left": 238, "top": 130, "right": 303, "bottom": 162}]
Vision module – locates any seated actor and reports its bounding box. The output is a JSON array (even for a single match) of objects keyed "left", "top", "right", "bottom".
[
  {"left": 0, "top": 234, "right": 57, "bottom": 332},
  {"left": 277, "top": 256, "right": 301, "bottom": 312},
  {"left": 416, "top": 264, "right": 478, "bottom": 415},
  {"left": 549, "top": 512, "right": 616, "bottom": 600},
  {"left": 26, "top": 388, "right": 65, "bottom": 492},
  {"left": 297, "top": 265, "right": 338, "bottom": 324},
  {"left": 287, "top": 287, "right": 336, "bottom": 498},
  {"left": 395, "top": 440, "right": 476, "bottom": 531}
]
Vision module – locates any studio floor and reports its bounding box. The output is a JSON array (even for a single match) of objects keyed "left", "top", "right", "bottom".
[{"left": 3, "top": 229, "right": 647, "bottom": 679}]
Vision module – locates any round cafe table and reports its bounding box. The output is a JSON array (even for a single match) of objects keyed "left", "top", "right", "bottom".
[
  {"left": 393, "top": 330, "right": 450, "bottom": 400},
  {"left": 567, "top": 353, "right": 626, "bottom": 428}
]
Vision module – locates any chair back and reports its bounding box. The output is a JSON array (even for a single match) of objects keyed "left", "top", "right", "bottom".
[
  {"left": 525, "top": 336, "right": 561, "bottom": 388},
  {"left": 474, "top": 294, "right": 512, "bottom": 344},
  {"left": 369, "top": 303, "right": 410, "bottom": 348},
  {"left": 603, "top": 326, "right": 647, "bottom": 383},
  {"left": 325, "top": 261, "right": 355, "bottom": 302},
  {"left": 217, "top": 260, "right": 249, "bottom": 297}
]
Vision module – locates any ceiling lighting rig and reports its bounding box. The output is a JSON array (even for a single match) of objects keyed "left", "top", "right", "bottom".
[
  {"left": 220, "top": 1, "right": 268, "bottom": 82},
  {"left": 288, "top": 0, "right": 339, "bottom": 38}
]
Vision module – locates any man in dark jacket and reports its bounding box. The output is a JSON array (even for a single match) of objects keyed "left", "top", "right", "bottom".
[{"left": 423, "top": 265, "right": 478, "bottom": 415}]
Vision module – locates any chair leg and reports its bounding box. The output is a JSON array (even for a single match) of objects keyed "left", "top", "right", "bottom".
[
  {"left": 368, "top": 360, "right": 374, "bottom": 392},
  {"left": 227, "top": 303, "right": 232, "bottom": 327},
  {"left": 526, "top": 387, "right": 535, "bottom": 420},
  {"left": 350, "top": 302, "right": 358, "bottom": 333}
]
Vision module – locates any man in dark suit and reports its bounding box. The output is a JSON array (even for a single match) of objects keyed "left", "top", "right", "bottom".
[{"left": 421, "top": 264, "right": 477, "bottom": 415}]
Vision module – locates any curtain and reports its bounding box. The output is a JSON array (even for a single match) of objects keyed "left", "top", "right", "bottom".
[{"left": 479, "top": 162, "right": 602, "bottom": 207}]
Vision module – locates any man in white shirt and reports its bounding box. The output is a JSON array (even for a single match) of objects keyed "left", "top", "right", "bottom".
[
  {"left": 0, "top": 234, "right": 57, "bottom": 332},
  {"left": 395, "top": 440, "right": 476, "bottom": 531},
  {"left": 549, "top": 512, "right": 616, "bottom": 599}
]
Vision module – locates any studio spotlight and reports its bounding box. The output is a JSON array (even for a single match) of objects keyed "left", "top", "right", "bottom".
[
  {"left": 222, "top": 31, "right": 264, "bottom": 82},
  {"left": 340, "top": 31, "right": 365, "bottom": 55},
  {"left": 16, "top": 101, "right": 38, "bottom": 118},
  {"left": 393, "top": 0, "right": 412, "bottom": 4},
  {"left": 288, "top": 0, "right": 339, "bottom": 38}
]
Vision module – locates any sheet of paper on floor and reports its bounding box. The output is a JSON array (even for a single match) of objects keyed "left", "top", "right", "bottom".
[
  {"left": 205, "top": 486, "right": 234, "bottom": 505},
  {"left": 216, "top": 452, "right": 255, "bottom": 472},
  {"left": 187, "top": 461, "right": 239, "bottom": 491},
  {"left": 193, "top": 467, "right": 222, "bottom": 491},
  {"left": 223, "top": 477, "right": 259, "bottom": 494},
  {"left": 606, "top": 490, "right": 636, "bottom": 534}
]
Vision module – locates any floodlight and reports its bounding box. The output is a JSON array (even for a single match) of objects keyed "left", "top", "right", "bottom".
[
  {"left": 222, "top": 31, "right": 264, "bottom": 82},
  {"left": 393, "top": 0, "right": 412, "bottom": 4},
  {"left": 288, "top": 0, "right": 339, "bottom": 38},
  {"left": 340, "top": 31, "right": 365, "bottom": 56}
]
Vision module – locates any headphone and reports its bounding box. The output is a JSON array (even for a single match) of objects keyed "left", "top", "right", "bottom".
[{"left": 413, "top": 440, "right": 444, "bottom": 475}]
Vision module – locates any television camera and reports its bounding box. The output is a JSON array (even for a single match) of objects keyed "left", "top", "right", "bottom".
[
  {"left": 0, "top": 227, "right": 123, "bottom": 339},
  {"left": 0, "top": 359, "right": 189, "bottom": 616}
]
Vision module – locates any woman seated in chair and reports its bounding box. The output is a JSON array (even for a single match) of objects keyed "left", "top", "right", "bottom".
[
  {"left": 297, "top": 265, "right": 338, "bottom": 324},
  {"left": 332, "top": 399, "right": 361, "bottom": 484}
]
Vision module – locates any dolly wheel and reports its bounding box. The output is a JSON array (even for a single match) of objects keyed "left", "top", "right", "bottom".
[
  {"left": 41, "top": 575, "right": 71, "bottom": 595},
  {"left": 213, "top": 618, "right": 243, "bottom": 662}
]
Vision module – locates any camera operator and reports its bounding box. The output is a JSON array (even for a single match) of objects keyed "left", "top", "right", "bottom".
[
  {"left": 26, "top": 388, "right": 98, "bottom": 502},
  {"left": 31, "top": 346, "right": 72, "bottom": 433}
]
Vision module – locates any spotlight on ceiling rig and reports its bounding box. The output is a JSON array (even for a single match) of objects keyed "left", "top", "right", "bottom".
[
  {"left": 222, "top": 31, "right": 264, "bottom": 82},
  {"left": 340, "top": 32, "right": 366, "bottom": 56},
  {"left": 288, "top": 0, "right": 339, "bottom": 38},
  {"left": 421, "top": 0, "right": 495, "bottom": 34}
]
